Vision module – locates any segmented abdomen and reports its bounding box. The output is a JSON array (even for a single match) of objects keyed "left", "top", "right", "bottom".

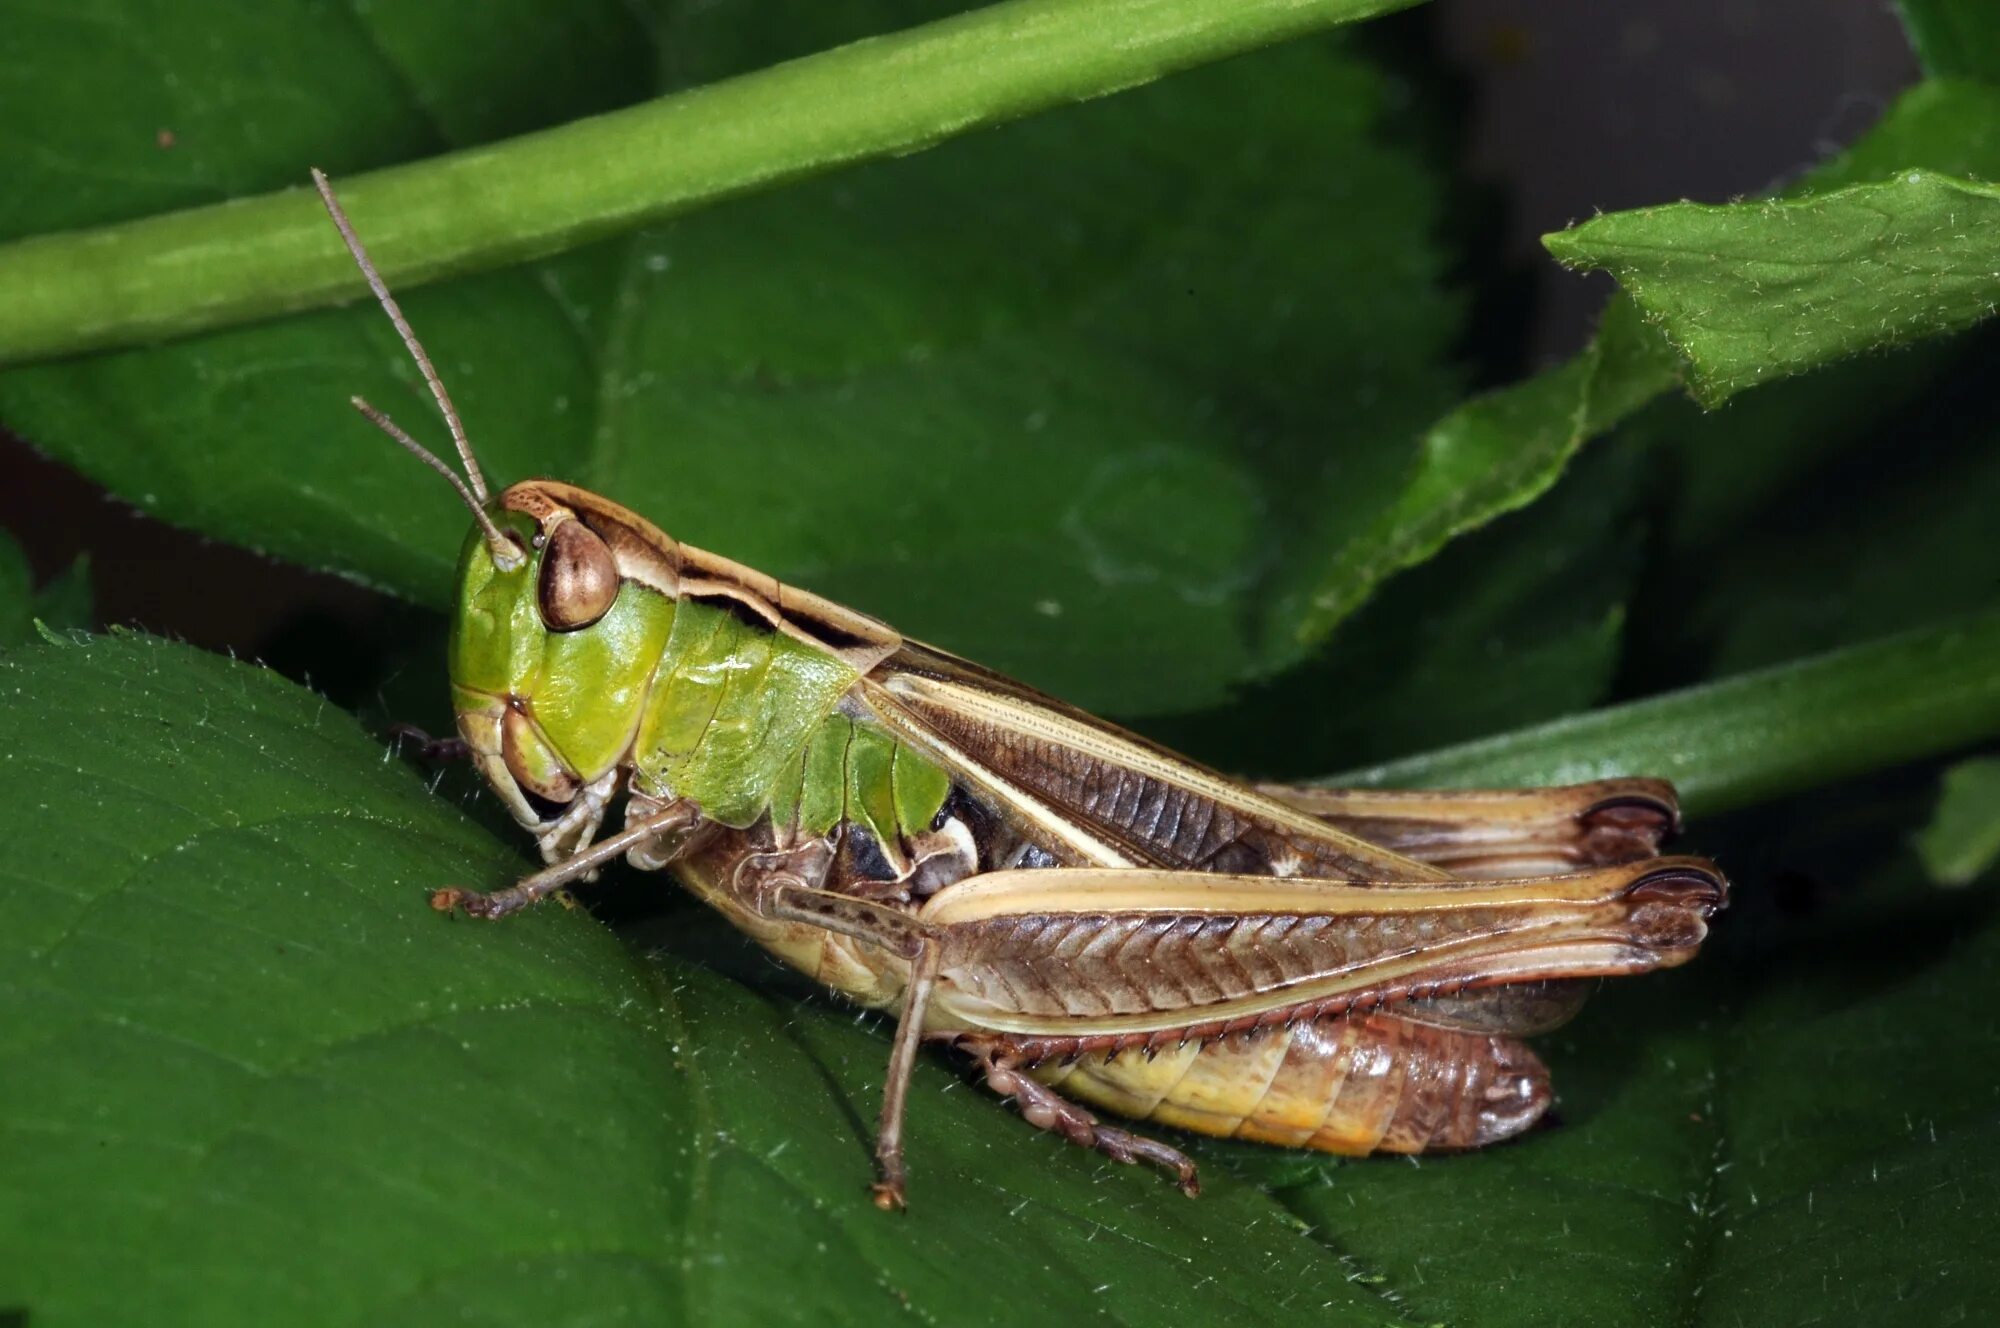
[{"left": 1032, "top": 1013, "right": 1551, "bottom": 1154}]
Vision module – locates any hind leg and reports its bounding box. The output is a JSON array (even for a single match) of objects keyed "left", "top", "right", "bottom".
[
  {"left": 965, "top": 1042, "right": 1200, "bottom": 1196},
  {"left": 1253, "top": 779, "right": 1678, "bottom": 874}
]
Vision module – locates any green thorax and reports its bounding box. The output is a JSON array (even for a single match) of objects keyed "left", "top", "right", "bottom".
[{"left": 447, "top": 518, "right": 950, "bottom": 844}]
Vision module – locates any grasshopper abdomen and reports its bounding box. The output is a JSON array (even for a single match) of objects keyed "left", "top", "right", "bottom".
[{"left": 1033, "top": 1013, "right": 1554, "bottom": 1155}]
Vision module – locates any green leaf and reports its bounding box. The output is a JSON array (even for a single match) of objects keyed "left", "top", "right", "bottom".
[
  {"left": 0, "top": 630, "right": 1419, "bottom": 1327},
  {"left": 1545, "top": 170, "right": 2000, "bottom": 406},
  {"left": 1335, "top": 610, "right": 2000, "bottom": 819},
  {"left": 0, "top": 527, "right": 92, "bottom": 647},
  {"left": 0, "top": 0, "right": 1461, "bottom": 717},
  {"left": 1917, "top": 756, "right": 2000, "bottom": 885},
  {"left": 1596, "top": 83, "right": 2000, "bottom": 697},
  {"left": 1899, "top": 0, "right": 2000, "bottom": 81},
  {"left": 1280, "top": 76, "right": 2000, "bottom": 651},
  {"left": 1273, "top": 292, "right": 1677, "bottom": 657},
  {"left": 1164, "top": 440, "right": 1651, "bottom": 776},
  {"left": 12, "top": 611, "right": 2000, "bottom": 1325}
]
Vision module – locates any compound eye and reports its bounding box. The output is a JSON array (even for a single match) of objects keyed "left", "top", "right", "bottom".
[{"left": 537, "top": 519, "right": 619, "bottom": 630}]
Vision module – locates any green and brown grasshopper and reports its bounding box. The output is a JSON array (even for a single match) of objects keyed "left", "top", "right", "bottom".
[{"left": 313, "top": 171, "right": 1726, "bottom": 1209}]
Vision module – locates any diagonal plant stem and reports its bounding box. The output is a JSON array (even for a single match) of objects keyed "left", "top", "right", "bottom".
[
  {"left": 0, "top": 0, "right": 1418, "bottom": 366},
  {"left": 1326, "top": 610, "right": 2000, "bottom": 819}
]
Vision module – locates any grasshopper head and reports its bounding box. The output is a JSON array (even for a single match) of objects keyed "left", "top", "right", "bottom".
[
  {"left": 446, "top": 482, "right": 683, "bottom": 834},
  {"left": 305, "top": 171, "right": 681, "bottom": 836}
]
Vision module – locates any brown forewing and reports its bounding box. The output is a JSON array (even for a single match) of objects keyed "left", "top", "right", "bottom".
[{"left": 858, "top": 642, "right": 1455, "bottom": 881}]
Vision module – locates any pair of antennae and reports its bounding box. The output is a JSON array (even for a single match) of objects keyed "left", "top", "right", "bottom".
[{"left": 309, "top": 168, "right": 524, "bottom": 571}]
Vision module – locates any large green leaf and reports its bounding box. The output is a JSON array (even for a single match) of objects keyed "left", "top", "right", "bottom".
[
  {"left": 9, "top": 621, "right": 1999, "bottom": 1326},
  {"left": 0, "top": 0, "right": 1459, "bottom": 717},
  {"left": 0, "top": 630, "right": 1412, "bottom": 1327},
  {"left": 1545, "top": 170, "right": 2000, "bottom": 406}
]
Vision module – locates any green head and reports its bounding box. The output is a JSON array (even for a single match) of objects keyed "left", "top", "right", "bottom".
[{"left": 446, "top": 480, "right": 680, "bottom": 833}]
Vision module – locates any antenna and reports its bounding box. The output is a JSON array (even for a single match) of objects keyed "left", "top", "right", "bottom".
[
  {"left": 349, "top": 396, "right": 521, "bottom": 566},
  {"left": 310, "top": 168, "right": 522, "bottom": 571}
]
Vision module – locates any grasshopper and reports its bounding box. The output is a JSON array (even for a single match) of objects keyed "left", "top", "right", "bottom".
[{"left": 312, "top": 171, "right": 1726, "bottom": 1208}]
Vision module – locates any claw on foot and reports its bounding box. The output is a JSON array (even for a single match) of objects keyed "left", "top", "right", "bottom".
[
  {"left": 386, "top": 722, "right": 470, "bottom": 764},
  {"left": 429, "top": 886, "right": 511, "bottom": 919},
  {"left": 1095, "top": 1123, "right": 1202, "bottom": 1196},
  {"left": 870, "top": 1180, "right": 907, "bottom": 1212}
]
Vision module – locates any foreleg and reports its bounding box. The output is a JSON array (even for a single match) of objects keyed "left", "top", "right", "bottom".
[
  {"left": 385, "top": 721, "right": 470, "bottom": 763},
  {"left": 431, "top": 798, "right": 703, "bottom": 919}
]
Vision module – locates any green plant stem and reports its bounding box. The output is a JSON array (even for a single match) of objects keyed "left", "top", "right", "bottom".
[
  {"left": 1329, "top": 610, "right": 2000, "bottom": 818},
  {"left": 0, "top": 0, "right": 1416, "bottom": 366}
]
